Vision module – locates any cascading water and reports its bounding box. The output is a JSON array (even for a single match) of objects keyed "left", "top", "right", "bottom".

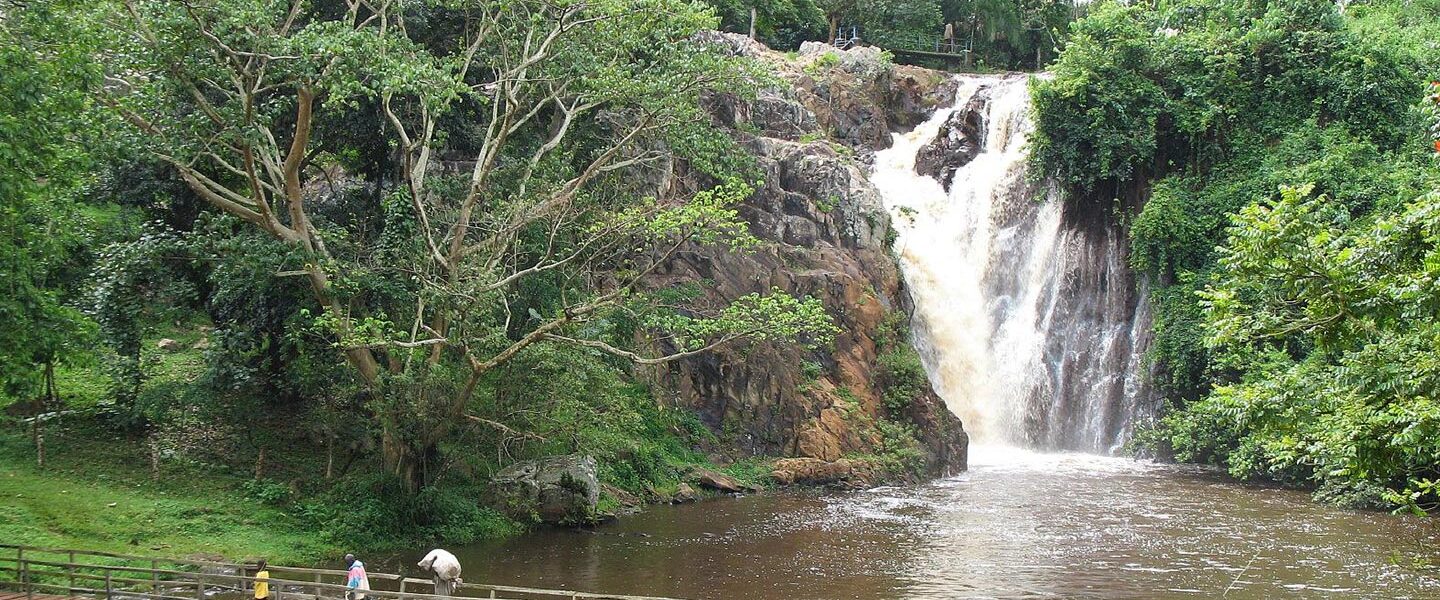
[{"left": 872, "top": 74, "right": 1154, "bottom": 454}]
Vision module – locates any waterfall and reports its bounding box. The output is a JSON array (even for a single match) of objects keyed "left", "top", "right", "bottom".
[{"left": 872, "top": 74, "right": 1153, "bottom": 455}]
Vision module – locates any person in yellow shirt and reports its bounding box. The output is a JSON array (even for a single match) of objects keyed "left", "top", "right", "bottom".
[{"left": 253, "top": 559, "right": 270, "bottom": 600}]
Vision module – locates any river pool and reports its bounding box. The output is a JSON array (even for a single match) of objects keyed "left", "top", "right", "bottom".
[{"left": 373, "top": 448, "right": 1439, "bottom": 599}]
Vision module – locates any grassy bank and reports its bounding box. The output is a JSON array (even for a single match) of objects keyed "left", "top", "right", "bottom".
[
  {"left": 0, "top": 322, "right": 782, "bottom": 563},
  {"left": 0, "top": 422, "right": 336, "bottom": 564}
]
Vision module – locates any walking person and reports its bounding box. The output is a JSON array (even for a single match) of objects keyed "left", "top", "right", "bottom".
[
  {"left": 416, "top": 549, "right": 462, "bottom": 597},
  {"left": 252, "top": 559, "right": 270, "bottom": 600},
  {"left": 344, "top": 554, "right": 370, "bottom": 600}
]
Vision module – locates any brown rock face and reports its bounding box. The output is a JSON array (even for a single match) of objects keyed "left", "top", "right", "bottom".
[
  {"left": 770, "top": 457, "right": 883, "bottom": 487},
  {"left": 915, "top": 91, "right": 987, "bottom": 191},
  {"left": 648, "top": 34, "right": 968, "bottom": 482},
  {"left": 700, "top": 38, "right": 960, "bottom": 155}
]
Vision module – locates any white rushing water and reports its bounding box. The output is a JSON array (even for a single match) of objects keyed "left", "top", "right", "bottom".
[{"left": 872, "top": 74, "right": 1153, "bottom": 454}]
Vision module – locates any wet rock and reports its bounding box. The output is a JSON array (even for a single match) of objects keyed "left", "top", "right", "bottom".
[
  {"left": 770, "top": 458, "right": 876, "bottom": 487},
  {"left": 157, "top": 338, "right": 182, "bottom": 351},
  {"left": 687, "top": 466, "right": 759, "bottom": 494},
  {"left": 916, "top": 92, "right": 987, "bottom": 191},
  {"left": 672, "top": 483, "right": 700, "bottom": 504},
  {"left": 491, "top": 454, "right": 600, "bottom": 525},
  {"left": 601, "top": 483, "right": 642, "bottom": 510},
  {"left": 888, "top": 70, "right": 960, "bottom": 132}
]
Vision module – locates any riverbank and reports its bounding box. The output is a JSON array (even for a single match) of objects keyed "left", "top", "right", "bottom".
[{"left": 2, "top": 410, "right": 951, "bottom": 566}]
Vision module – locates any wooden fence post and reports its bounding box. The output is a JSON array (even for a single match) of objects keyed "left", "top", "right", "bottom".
[
  {"left": 152, "top": 559, "right": 160, "bottom": 598},
  {"left": 106, "top": 570, "right": 114, "bottom": 600},
  {"left": 69, "top": 550, "right": 76, "bottom": 595},
  {"left": 20, "top": 547, "right": 31, "bottom": 600}
]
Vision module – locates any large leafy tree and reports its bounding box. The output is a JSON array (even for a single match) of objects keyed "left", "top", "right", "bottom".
[
  {"left": 705, "top": 0, "right": 823, "bottom": 47},
  {"left": 0, "top": 2, "right": 104, "bottom": 465},
  {"left": 92, "top": 0, "right": 835, "bottom": 488}
]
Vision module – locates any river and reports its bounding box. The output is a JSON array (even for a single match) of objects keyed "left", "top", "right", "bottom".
[
  {"left": 374, "top": 73, "right": 1438, "bottom": 599},
  {"left": 373, "top": 447, "right": 1437, "bottom": 599}
]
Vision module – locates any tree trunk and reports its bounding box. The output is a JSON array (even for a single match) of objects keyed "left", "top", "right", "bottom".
[
  {"left": 254, "top": 446, "right": 266, "bottom": 479},
  {"left": 382, "top": 423, "right": 422, "bottom": 492},
  {"left": 149, "top": 438, "right": 161, "bottom": 481},
  {"left": 828, "top": 16, "right": 839, "bottom": 45},
  {"left": 33, "top": 361, "right": 56, "bottom": 469},
  {"left": 325, "top": 434, "right": 334, "bottom": 480},
  {"left": 749, "top": 7, "right": 757, "bottom": 40}
]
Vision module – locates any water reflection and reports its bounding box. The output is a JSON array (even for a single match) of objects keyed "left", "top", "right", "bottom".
[{"left": 378, "top": 449, "right": 1439, "bottom": 599}]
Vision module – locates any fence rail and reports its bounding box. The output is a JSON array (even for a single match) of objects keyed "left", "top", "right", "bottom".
[{"left": 0, "top": 545, "right": 683, "bottom": 600}]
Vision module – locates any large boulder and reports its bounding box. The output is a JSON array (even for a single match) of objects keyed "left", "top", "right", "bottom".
[
  {"left": 770, "top": 457, "right": 878, "bottom": 488},
  {"left": 671, "top": 483, "right": 700, "bottom": 504},
  {"left": 491, "top": 455, "right": 600, "bottom": 525},
  {"left": 915, "top": 90, "right": 987, "bottom": 191},
  {"left": 687, "top": 466, "right": 760, "bottom": 494}
]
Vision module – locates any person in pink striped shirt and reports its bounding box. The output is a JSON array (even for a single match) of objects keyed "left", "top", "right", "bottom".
[{"left": 343, "top": 554, "right": 370, "bottom": 600}]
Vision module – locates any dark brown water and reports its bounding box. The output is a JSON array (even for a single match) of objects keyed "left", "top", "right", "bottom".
[{"left": 375, "top": 448, "right": 1439, "bottom": 599}]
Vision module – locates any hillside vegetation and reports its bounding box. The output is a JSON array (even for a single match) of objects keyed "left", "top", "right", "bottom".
[
  {"left": 1032, "top": 0, "right": 1440, "bottom": 512},
  {"left": 0, "top": 0, "right": 829, "bottom": 555}
]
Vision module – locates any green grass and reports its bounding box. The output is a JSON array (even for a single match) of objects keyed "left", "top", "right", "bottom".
[
  {"left": 0, "top": 423, "right": 335, "bottom": 564},
  {"left": 721, "top": 456, "right": 777, "bottom": 490},
  {"left": 0, "top": 314, "right": 334, "bottom": 562}
]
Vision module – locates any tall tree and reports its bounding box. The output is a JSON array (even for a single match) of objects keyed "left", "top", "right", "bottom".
[
  {"left": 93, "top": 0, "right": 835, "bottom": 488},
  {"left": 815, "top": 0, "right": 859, "bottom": 43},
  {"left": 0, "top": 1, "right": 102, "bottom": 465}
]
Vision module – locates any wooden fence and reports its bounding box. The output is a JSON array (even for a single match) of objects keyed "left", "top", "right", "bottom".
[{"left": 0, "top": 545, "right": 683, "bottom": 600}]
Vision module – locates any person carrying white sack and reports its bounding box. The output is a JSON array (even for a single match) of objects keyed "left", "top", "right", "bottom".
[{"left": 417, "top": 549, "right": 462, "bottom": 597}]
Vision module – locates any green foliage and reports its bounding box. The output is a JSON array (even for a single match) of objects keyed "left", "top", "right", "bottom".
[
  {"left": 845, "top": 417, "right": 927, "bottom": 478},
  {"left": 1039, "top": 0, "right": 1440, "bottom": 512},
  {"left": 704, "top": 0, "right": 825, "bottom": 49},
  {"left": 1158, "top": 182, "right": 1440, "bottom": 511},
  {"left": 804, "top": 51, "right": 842, "bottom": 77},
  {"left": 0, "top": 422, "right": 334, "bottom": 562},
  {"left": 943, "top": 0, "right": 1076, "bottom": 70},
  {"left": 297, "top": 473, "right": 521, "bottom": 550},
  {"left": 0, "top": 3, "right": 106, "bottom": 407},
  {"left": 877, "top": 347, "right": 927, "bottom": 413},
  {"left": 856, "top": 0, "right": 944, "bottom": 50},
  {"left": 1032, "top": 0, "right": 1422, "bottom": 197},
  {"left": 801, "top": 360, "right": 825, "bottom": 382},
  {"left": 872, "top": 310, "right": 927, "bottom": 413}
]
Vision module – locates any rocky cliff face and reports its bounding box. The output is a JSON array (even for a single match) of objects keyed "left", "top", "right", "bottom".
[{"left": 645, "top": 34, "right": 968, "bottom": 483}]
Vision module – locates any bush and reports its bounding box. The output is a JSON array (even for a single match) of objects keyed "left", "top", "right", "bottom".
[
  {"left": 299, "top": 474, "right": 522, "bottom": 549},
  {"left": 877, "top": 347, "right": 926, "bottom": 413}
]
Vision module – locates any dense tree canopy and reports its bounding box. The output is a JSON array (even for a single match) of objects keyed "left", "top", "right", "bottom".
[
  {"left": 0, "top": 0, "right": 853, "bottom": 549},
  {"left": 85, "top": 0, "right": 840, "bottom": 489},
  {"left": 1033, "top": 0, "right": 1440, "bottom": 511},
  {"left": 699, "top": 0, "right": 1073, "bottom": 70}
]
